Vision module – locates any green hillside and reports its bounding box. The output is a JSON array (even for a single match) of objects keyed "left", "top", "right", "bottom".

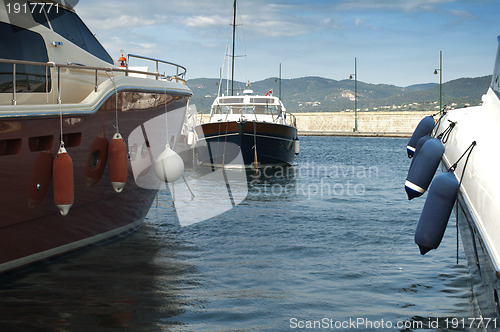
[{"left": 187, "top": 75, "right": 492, "bottom": 113}]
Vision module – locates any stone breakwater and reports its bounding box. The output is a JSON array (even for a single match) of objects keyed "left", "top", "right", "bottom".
[{"left": 294, "top": 111, "right": 435, "bottom": 137}]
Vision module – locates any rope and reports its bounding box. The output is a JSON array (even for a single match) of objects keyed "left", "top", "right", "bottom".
[
  {"left": 171, "top": 182, "right": 175, "bottom": 207},
  {"left": 437, "top": 120, "right": 456, "bottom": 143},
  {"left": 456, "top": 200, "right": 459, "bottom": 265},
  {"left": 182, "top": 175, "right": 195, "bottom": 200},
  {"left": 221, "top": 121, "right": 229, "bottom": 169},
  {"left": 431, "top": 109, "right": 446, "bottom": 137},
  {"left": 430, "top": 104, "right": 447, "bottom": 120},
  {"left": 115, "top": 87, "right": 119, "bottom": 133},
  {"left": 163, "top": 80, "right": 170, "bottom": 147},
  {"left": 57, "top": 67, "right": 64, "bottom": 147},
  {"left": 253, "top": 120, "right": 258, "bottom": 172},
  {"left": 448, "top": 140, "right": 477, "bottom": 264},
  {"left": 106, "top": 72, "right": 119, "bottom": 134},
  {"left": 448, "top": 141, "right": 476, "bottom": 173},
  {"left": 213, "top": 121, "right": 221, "bottom": 171}
]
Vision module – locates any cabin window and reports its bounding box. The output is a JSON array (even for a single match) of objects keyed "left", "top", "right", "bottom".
[
  {"left": 219, "top": 98, "right": 243, "bottom": 104},
  {"left": 45, "top": 7, "right": 113, "bottom": 64},
  {"left": 492, "top": 40, "right": 500, "bottom": 95},
  {"left": 0, "top": 22, "right": 51, "bottom": 93},
  {"left": 213, "top": 105, "right": 232, "bottom": 114},
  {"left": 250, "top": 98, "right": 274, "bottom": 104},
  {"left": 29, "top": 2, "right": 50, "bottom": 29},
  {"left": 212, "top": 104, "right": 281, "bottom": 115}
]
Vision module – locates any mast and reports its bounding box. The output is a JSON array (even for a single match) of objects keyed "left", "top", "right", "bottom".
[
  {"left": 231, "top": 0, "right": 236, "bottom": 96},
  {"left": 279, "top": 63, "right": 282, "bottom": 100}
]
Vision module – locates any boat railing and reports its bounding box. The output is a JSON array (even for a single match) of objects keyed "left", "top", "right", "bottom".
[
  {"left": 286, "top": 112, "right": 297, "bottom": 128},
  {"left": 199, "top": 110, "right": 297, "bottom": 128},
  {"left": 126, "top": 54, "right": 187, "bottom": 83},
  {"left": 0, "top": 57, "right": 187, "bottom": 105}
]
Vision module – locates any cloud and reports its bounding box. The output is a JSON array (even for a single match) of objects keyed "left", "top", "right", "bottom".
[
  {"left": 71, "top": 0, "right": 496, "bottom": 86},
  {"left": 448, "top": 9, "right": 474, "bottom": 19},
  {"left": 243, "top": 16, "right": 310, "bottom": 38},
  {"left": 183, "top": 15, "right": 228, "bottom": 29},
  {"left": 95, "top": 15, "right": 157, "bottom": 31},
  {"left": 333, "top": 0, "right": 456, "bottom": 13}
]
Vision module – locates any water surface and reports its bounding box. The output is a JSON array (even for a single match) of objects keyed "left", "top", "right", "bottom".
[{"left": 0, "top": 136, "right": 478, "bottom": 331}]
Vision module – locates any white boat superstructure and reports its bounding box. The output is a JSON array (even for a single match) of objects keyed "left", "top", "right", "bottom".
[
  {"left": 434, "top": 36, "right": 500, "bottom": 322},
  {"left": 204, "top": 87, "right": 296, "bottom": 128}
]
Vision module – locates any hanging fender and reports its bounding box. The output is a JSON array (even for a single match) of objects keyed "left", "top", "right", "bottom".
[
  {"left": 53, "top": 145, "right": 74, "bottom": 216},
  {"left": 187, "top": 129, "right": 195, "bottom": 146},
  {"left": 409, "top": 134, "right": 432, "bottom": 169},
  {"left": 154, "top": 144, "right": 184, "bottom": 183},
  {"left": 413, "top": 134, "right": 432, "bottom": 160},
  {"left": 294, "top": 138, "right": 300, "bottom": 155},
  {"left": 405, "top": 138, "right": 444, "bottom": 200},
  {"left": 414, "top": 171, "right": 459, "bottom": 255},
  {"left": 406, "top": 116, "right": 435, "bottom": 158},
  {"left": 108, "top": 132, "right": 128, "bottom": 193}
]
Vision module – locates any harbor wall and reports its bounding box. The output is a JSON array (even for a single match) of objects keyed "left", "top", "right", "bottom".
[{"left": 294, "top": 111, "right": 435, "bottom": 137}]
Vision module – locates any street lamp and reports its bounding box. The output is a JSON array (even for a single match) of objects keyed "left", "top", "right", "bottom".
[
  {"left": 434, "top": 50, "right": 443, "bottom": 114},
  {"left": 349, "top": 57, "right": 358, "bottom": 132}
]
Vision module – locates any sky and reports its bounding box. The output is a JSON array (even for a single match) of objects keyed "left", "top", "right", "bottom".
[{"left": 76, "top": 0, "right": 500, "bottom": 87}]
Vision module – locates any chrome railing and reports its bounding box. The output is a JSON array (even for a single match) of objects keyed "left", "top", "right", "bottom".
[
  {"left": 0, "top": 57, "right": 187, "bottom": 105},
  {"left": 127, "top": 54, "right": 187, "bottom": 82},
  {"left": 199, "top": 110, "right": 297, "bottom": 128}
]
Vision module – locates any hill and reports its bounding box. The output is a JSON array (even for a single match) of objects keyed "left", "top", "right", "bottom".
[{"left": 186, "top": 75, "right": 491, "bottom": 113}]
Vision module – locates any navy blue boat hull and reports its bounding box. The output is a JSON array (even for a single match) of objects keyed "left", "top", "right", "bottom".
[{"left": 195, "top": 121, "right": 298, "bottom": 167}]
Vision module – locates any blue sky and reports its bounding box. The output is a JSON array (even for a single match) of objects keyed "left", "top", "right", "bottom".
[{"left": 77, "top": 0, "right": 500, "bottom": 87}]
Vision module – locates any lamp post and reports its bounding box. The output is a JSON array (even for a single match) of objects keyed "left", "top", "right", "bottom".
[
  {"left": 349, "top": 57, "right": 358, "bottom": 132},
  {"left": 434, "top": 50, "right": 443, "bottom": 114}
]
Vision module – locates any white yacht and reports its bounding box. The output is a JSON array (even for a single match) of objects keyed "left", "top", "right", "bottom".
[{"left": 434, "top": 35, "right": 500, "bottom": 323}]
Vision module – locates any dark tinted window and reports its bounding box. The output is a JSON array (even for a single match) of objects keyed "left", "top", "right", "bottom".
[
  {"left": 0, "top": 22, "right": 51, "bottom": 93},
  {"left": 46, "top": 8, "right": 113, "bottom": 64},
  {"left": 29, "top": 2, "right": 50, "bottom": 29},
  {"left": 492, "top": 37, "right": 500, "bottom": 95}
]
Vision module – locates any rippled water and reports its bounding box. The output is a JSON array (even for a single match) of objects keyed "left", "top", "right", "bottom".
[{"left": 0, "top": 136, "right": 479, "bottom": 331}]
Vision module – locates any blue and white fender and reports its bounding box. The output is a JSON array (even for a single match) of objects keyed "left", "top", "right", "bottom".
[
  {"left": 407, "top": 116, "right": 435, "bottom": 158},
  {"left": 405, "top": 138, "right": 444, "bottom": 200},
  {"left": 413, "top": 134, "right": 431, "bottom": 159},
  {"left": 414, "top": 171, "right": 459, "bottom": 255},
  {"left": 409, "top": 134, "right": 432, "bottom": 169}
]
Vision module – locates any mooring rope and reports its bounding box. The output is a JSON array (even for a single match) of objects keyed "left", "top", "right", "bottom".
[
  {"left": 448, "top": 140, "right": 477, "bottom": 264},
  {"left": 437, "top": 120, "right": 456, "bottom": 143},
  {"left": 253, "top": 120, "right": 258, "bottom": 172}
]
